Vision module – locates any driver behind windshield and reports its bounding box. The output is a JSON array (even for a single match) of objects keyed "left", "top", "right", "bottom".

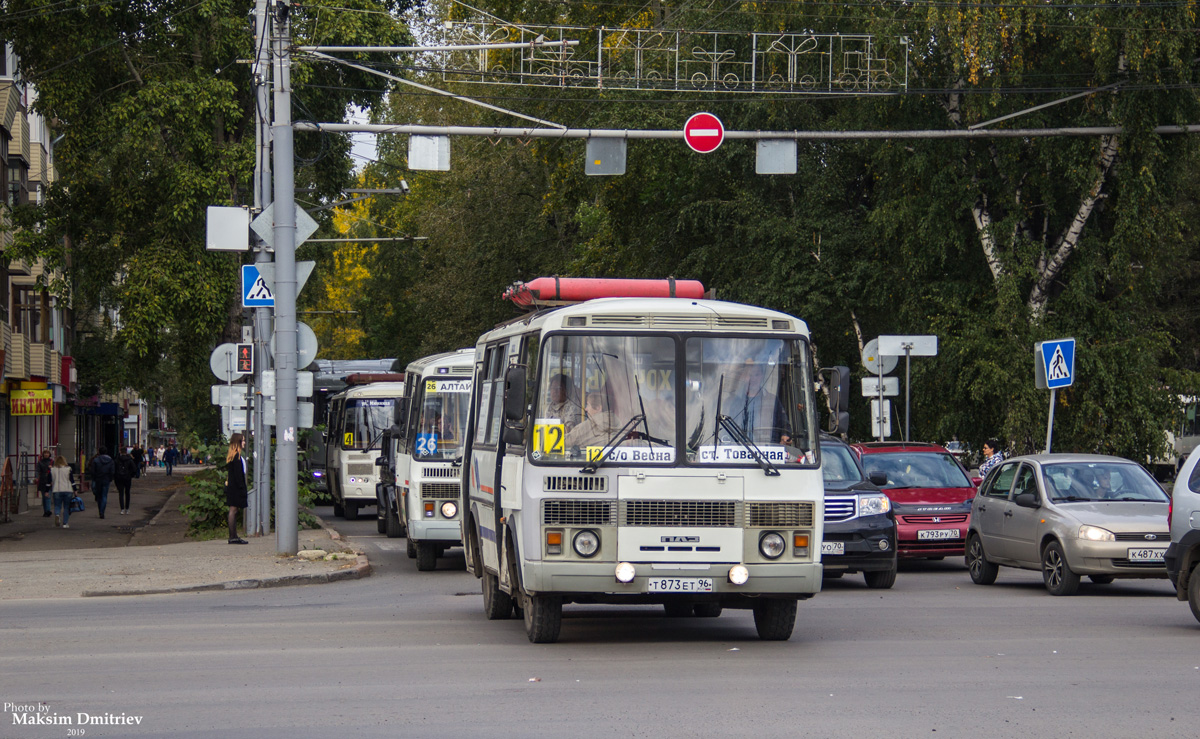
[{"left": 566, "top": 392, "right": 619, "bottom": 449}]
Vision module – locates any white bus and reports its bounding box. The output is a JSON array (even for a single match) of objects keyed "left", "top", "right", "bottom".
[
  {"left": 461, "top": 283, "right": 838, "bottom": 643},
  {"left": 324, "top": 376, "right": 406, "bottom": 520},
  {"left": 379, "top": 349, "right": 474, "bottom": 570}
]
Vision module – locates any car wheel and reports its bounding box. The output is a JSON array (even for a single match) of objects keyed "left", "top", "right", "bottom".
[
  {"left": 1189, "top": 566, "right": 1200, "bottom": 625},
  {"left": 864, "top": 566, "right": 897, "bottom": 590},
  {"left": 966, "top": 534, "right": 999, "bottom": 585},
  {"left": 415, "top": 541, "right": 437, "bottom": 571},
  {"left": 752, "top": 599, "right": 797, "bottom": 641},
  {"left": 693, "top": 603, "right": 723, "bottom": 618},
  {"left": 1089, "top": 575, "right": 1115, "bottom": 585},
  {"left": 482, "top": 570, "right": 514, "bottom": 620},
  {"left": 1042, "top": 541, "right": 1080, "bottom": 596},
  {"left": 524, "top": 593, "right": 563, "bottom": 643}
]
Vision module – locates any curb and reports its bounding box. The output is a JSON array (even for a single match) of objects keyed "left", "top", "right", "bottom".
[
  {"left": 80, "top": 554, "right": 371, "bottom": 597},
  {"left": 81, "top": 507, "right": 372, "bottom": 598}
]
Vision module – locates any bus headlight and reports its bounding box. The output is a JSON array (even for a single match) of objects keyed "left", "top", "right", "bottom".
[
  {"left": 440, "top": 501, "right": 458, "bottom": 518},
  {"left": 728, "top": 565, "right": 749, "bottom": 585},
  {"left": 759, "top": 532, "right": 786, "bottom": 559},
  {"left": 573, "top": 530, "right": 600, "bottom": 558},
  {"left": 615, "top": 562, "right": 636, "bottom": 583}
]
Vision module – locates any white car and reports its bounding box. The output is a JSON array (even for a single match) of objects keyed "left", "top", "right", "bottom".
[{"left": 1166, "top": 446, "right": 1200, "bottom": 622}]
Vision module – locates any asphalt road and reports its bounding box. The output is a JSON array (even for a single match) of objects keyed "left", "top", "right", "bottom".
[{"left": 2, "top": 505, "right": 1196, "bottom": 738}]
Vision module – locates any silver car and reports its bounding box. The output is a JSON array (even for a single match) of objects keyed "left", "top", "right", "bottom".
[{"left": 966, "top": 454, "right": 1170, "bottom": 595}]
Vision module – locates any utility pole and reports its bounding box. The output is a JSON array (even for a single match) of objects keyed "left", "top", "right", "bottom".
[
  {"left": 271, "top": 0, "right": 299, "bottom": 554},
  {"left": 251, "top": 0, "right": 274, "bottom": 536}
]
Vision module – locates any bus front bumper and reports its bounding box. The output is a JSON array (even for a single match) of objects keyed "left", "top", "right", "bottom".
[
  {"left": 408, "top": 520, "right": 461, "bottom": 544},
  {"left": 520, "top": 560, "right": 821, "bottom": 599}
]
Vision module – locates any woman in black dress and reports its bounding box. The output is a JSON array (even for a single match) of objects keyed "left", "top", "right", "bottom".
[{"left": 225, "top": 433, "right": 249, "bottom": 544}]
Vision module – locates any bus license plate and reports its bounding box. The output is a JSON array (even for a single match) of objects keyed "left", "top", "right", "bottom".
[
  {"left": 1127, "top": 548, "right": 1166, "bottom": 562},
  {"left": 821, "top": 541, "right": 845, "bottom": 555},
  {"left": 917, "top": 529, "right": 959, "bottom": 540},
  {"left": 646, "top": 577, "right": 714, "bottom": 593}
]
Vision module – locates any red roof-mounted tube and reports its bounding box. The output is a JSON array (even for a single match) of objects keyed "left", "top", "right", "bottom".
[
  {"left": 344, "top": 373, "right": 406, "bottom": 386},
  {"left": 503, "top": 277, "right": 706, "bottom": 309}
]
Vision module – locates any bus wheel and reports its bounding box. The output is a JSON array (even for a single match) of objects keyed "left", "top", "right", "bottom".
[
  {"left": 753, "top": 599, "right": 797, "bottom": 641},
  {"left": 482, "top": 570, "right": 514, "bottom": 620},
  {"left": 384, "top": 507, "right": 402, "bottom": 538},
  {"left": 376, "top": 509, "right": 386, "bottom": 534},
  {"left": 332, "top": 500, "right": 344, "bottom": 518},
  {"left": 523, "top": 593, "right": 563, "bottom": 643},
  {"left": 344, "top": 502, "right": 359, "bottom": 520},
  {"left": 406, "top": 537, "right": 416, "bottom": 559},
  {"left": 693, "top": 603, "right": 723, "bottom": 618},
  {"left": 416, "top": 541, "right": 437, "bottom": 571},
  {"left": 663, "top": 602, "right": 692, "bottom": 618}
]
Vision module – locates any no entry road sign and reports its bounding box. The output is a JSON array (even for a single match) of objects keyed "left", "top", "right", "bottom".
[{"left": 684, "top": 112, "right": 724, "bottom": 153}]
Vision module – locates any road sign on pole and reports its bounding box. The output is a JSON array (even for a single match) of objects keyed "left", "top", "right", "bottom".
[
  {"left": 683, "top": 112, "right": 724, "bottom": 153},
  {"left": 242, "top": 265, "right": 275, "bottom": 307},
  {"left": 1035, "top": 338, "right": 1076, "bottom": 453},
  {"left": 871, "top": 399, "right": 892, "bottom": 439}
]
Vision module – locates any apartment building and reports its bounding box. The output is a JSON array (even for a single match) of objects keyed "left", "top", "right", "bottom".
[{"left": 1, "top": 42, "right": 148, "bottom": 506}]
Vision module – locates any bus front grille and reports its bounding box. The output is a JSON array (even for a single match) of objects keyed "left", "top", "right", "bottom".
[
  {"left": 422, "top": 467, "right": 458, "bottom": 479},
  {"left": 544, "top": 475, "right": 608, "bottom": 493},
  {"left": 347, "top": 464, "right": 375, "bottom": 476},
  {"left": 421, "top": 482, "right": 460, "bottom": 499},
  {"left": 745, "top": 502, "right": 814, "bottom": 528},
  {"left": 621, "top": 500, "right": 738, "bottom": 527},
  {"left": 543, "top": 500, "right": 616, "bottom": 526}
]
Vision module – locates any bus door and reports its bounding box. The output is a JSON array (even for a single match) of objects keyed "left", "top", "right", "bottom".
[{"left": 470, "top": 340, "right": 510, "bottom": 573}]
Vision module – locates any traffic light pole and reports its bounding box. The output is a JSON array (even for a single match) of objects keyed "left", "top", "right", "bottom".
[
  {"left": 271, "top": 0, "right": 299, "bottom": 555},
  {"left": 251, "top": 0, "right": 273, "bottom": 537}
]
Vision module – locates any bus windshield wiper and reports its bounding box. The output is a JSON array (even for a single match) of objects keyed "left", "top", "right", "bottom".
[
  {"left": 715, "top": 414, "right": 780, "bottom": 477},
  {"left": 581, "top": 414, "right": 646, "bottom": 474}
]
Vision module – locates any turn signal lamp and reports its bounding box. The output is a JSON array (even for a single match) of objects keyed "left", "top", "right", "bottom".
[
  {"left": 794, "top": 534, "right": 810, "bottom": 556},
  {"left": 547, "top": 531, "right": 563, "bottom": 555},
  {"left": 424, "top": 501, "right": 434, "bottom": 518}
]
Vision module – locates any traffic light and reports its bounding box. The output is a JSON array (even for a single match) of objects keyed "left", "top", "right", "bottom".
[{"left": 236, "top": 343, "right": 253, "bottom": 374}]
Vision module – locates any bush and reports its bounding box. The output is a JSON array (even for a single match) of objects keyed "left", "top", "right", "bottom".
[{"left": 181, "top": 456, "right": 322, "bottom": 537}]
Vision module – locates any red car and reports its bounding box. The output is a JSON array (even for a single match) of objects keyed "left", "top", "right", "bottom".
[{"left": 851, "top": 442, "right": 979, "bottom": 559}]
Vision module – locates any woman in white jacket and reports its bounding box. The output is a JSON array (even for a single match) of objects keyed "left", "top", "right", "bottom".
[{"left": 50, "top": 455, "right": 77, "bottom": 528}]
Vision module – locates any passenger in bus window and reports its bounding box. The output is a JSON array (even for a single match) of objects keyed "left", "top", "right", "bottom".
[
  {"left": 545, "top": 373, "right": 581, "bottom": 429},
  {"left": 566, "top": 392, "right": 618, "bottom": 449}
]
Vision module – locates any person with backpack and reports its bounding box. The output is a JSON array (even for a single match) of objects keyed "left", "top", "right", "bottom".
[
  {"left": 88, "top": 446, "right": 116, "bottom": 519},
  {"left": 114, "top": 448, "right": 137, "bottom": 514}
]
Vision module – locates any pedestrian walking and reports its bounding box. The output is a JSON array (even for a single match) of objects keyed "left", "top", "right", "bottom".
[
  {"left": 131, "top": 445, "right": 144, "bottom": 478},
  {"left": 88, "top": 446, "right": 116, "bottom": 519},
  {"left": 164, "top": 442, "right": 178, "bottom": 476},
  {"left": 50, "top": 455, "right": 78, "bottom": 528},
  {"left": 37, "top": 449, "right": 54, "bottom": 518},
  {"left": 225, "top": 433, "right": 249, "bottom": 544},
  {"left": 978, "top": 438, "right": 1005, "bottom": 479},
  {"left": 114, "top": 448, "right": 137, "bottom": 514}
]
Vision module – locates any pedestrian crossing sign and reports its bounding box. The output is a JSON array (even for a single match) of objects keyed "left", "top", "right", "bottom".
[
  {"left": 242, "top": 265, "right": 275, "bottom": 307},
  {"left": 1035, "top": 338, "right": 1075, "bottom": 390}
]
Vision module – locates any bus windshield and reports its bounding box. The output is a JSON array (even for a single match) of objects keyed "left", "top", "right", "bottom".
[
  {"left": 415, "top": 379, "right": 472, "bottom": 459},
  {"left": 531, "top": 333, "right": 816, "bottom": 467},
  {"left": 685, "top": 337, "right": 815, "bottom": 466},
  {"left": 341, "top": 398, "right": 395, "bottom": 450},
  {"left": 534, "top": 334, "right": 678, "bottom": 463}
]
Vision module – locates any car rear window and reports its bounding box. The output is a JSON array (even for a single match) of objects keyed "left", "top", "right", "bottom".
[{"left": 858, "top": 451, "right": 972, "bottom": 489}]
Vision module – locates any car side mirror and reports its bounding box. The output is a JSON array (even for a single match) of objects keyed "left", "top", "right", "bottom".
[
  {"left": 1014, "top": 491, "right": 1040, "bottom": 508},
  {"left": 867, "top": 470, "right": 888, "bottom": 486}
]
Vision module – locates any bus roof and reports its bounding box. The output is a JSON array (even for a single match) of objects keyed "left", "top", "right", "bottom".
[
  {"left": 405, "top": 348, "right": 475, "bottom": 377},
  {"left": 328, "top": 382, "right": 407, "bottom": 401}
]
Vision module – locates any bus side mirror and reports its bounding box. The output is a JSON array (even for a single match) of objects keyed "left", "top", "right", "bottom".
[
  {"left": 820, "top": 366, "right": 851, "bottom": 435},
  {"left": 504, "top": 366, "right": 527, "bottom": 423},
  {"left": 394, "top": 399, "right": 410, "bottom": 438}
]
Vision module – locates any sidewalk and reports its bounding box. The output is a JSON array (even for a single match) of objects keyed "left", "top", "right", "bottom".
[{"left": 0, "top": 466, "right": 369, "bottom": 600}]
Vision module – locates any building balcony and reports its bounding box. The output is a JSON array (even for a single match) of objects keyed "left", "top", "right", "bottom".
[
  {"left": 7, "top": 332, "right": 30, "bottom": 380},
  {"left": 29, "top": 341, "right": 51, "bottom": 378}
]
